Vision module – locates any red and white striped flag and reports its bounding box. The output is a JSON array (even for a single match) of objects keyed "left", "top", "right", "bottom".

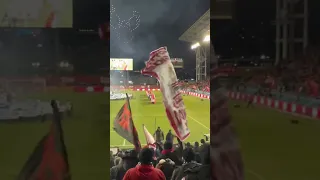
[
  {"left": 142, "top": 125, "right": 156, "bottom": 160},
  {"left": 142, "top": 124, "right": 155, "bottom": 146},
  {"left": 141, "top": 47, "right": 190, "bottom": 141}
]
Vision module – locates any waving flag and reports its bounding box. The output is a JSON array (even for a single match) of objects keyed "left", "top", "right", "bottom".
[
  {"left": 142, "top": 125, "right": 156, "bottom": 160},
  {"left": 17, "top": 100, "right": 70, "bottom": 180},
  {"left": 142, "top": 124, "right": 156, "bottom": 145},
  {"left": 141, "top": 47, "right": 189, "bottom": 141},
  {"left": 211, "top": 68, "right": 244, "bottom": 180},
  {"left": 113, "top": 94, "right": 141, "bottom": 151}
]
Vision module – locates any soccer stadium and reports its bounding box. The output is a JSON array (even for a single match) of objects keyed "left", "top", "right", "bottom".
[
  {"left": 109, "top": 72, "right": 210, "bottom": 148},
  {"left": 0, "top": 27, "right": 111, "bottom": 179},
  {"left": 212, "top": 0, "right": 320, "bottom": 180},
  {"left": 108, "top": 1, "right": 211, "bottom": 179}
]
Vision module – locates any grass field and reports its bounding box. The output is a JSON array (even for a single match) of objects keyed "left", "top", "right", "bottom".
[
  {"left": 0, "top": 89, "right": 319, "bottom": 180},
  {"left": 0, "top": 90, "right": 109, "bottom": 180},
  {"left": 231, "top": 100, "right": 320, "bottom": 180},
  {"left": 110, "top": 91, "right": 210, "bottom": 147}
]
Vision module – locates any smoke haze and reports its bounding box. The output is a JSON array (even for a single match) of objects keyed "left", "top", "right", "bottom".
[{"left": 110, "top": 0, "right": 210, "bottom": 70}]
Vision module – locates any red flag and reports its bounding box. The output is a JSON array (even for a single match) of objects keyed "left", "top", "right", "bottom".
[
  {"left": 141, "top": 47, "right": 190, "bottom": 141},
  {"left": 17, "top": 100, "right": 70, "bottom": 180},
  {"left": 113, "top": 94, "right": 141, "bottom": 151}
]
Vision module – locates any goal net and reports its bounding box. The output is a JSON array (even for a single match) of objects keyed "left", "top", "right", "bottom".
[{"left": 0, "top": 78, "right": 46, "bottom": 97}]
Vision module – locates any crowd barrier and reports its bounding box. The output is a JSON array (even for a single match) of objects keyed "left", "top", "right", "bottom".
[
  {"left": 0, "top": 76, "right": 109, "bottom": 86},
  {"left": 182, "top": 91, "right": 210, "bottom": 99},
  {"left": 241, "top": 87, "right": 320, "bottom": 106},
  {"left": 74, "top": 85, "right": 160, "bottom": 92},
  {"left": 228, "top": 91, "right": 320, "bottom": 119}
]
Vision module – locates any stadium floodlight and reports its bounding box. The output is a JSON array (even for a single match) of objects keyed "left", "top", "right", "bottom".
[
  {"left": 203, "top": 35, "right": 210, "bottom": 42},
  {"left": 191, "top": 42, "right": 200, "bottom": 49}
]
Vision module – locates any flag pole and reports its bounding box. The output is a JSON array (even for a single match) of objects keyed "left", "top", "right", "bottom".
[
  {"left": 125, "top": 93, "right": 131, "bottom": 110},
  {"left": 154, "top": 117, "right": 156, "bottom": 132}
]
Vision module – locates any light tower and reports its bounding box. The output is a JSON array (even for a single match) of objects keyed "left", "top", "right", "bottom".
[
  {"left": 179, "top": 10, "right": 210, "bottom": 82},
  {"left": 275, "top": 0, "right": 308, "bottom": 65},
  {"left": 191, "top": 35, "right": 210, "bottom": 81}
]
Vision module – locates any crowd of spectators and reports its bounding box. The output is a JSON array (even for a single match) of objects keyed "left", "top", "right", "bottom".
[
  {"left": 110, "top": 132, "right": 210, "bottom": 180},
  {"left": 180, "top": 80, "right": 210, "bottom": 93},
  {"left": 225, "top": 53, "right": 320, "bottom": 98}
]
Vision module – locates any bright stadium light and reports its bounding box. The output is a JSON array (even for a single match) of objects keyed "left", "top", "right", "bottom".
[
  {"left": 191, "top": 42, "right": 200, "bottom": 49},
  {"left": 203, "top": 35, "right": 210, "bottom": 42}
]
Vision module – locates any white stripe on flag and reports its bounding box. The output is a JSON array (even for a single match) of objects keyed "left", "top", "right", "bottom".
[{"left": 143, "top": 124, "right": 156, "bottom": 145}]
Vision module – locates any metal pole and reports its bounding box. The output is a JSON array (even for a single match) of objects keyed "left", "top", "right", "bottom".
[
  {"left": 288, "top": 2, "right": 294, "bottom": 60},
  {"left": 303, "top": 0, "right": 308, "bottom": 53},
  {"left": 196, "top": 48, "right": 200, "bottom": 82},
  {"left": 275, "top": 0, "right": 281, "bottom": 65},
  {"left": 282, "top": 0, "right": 288, "bottom": 61}
]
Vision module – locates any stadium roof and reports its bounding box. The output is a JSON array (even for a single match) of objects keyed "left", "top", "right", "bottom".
[
  {"left": 211, "top": 0, "right": 234, "bottom": 20},
  {"left": 211, "top": 0, "right": 233, "bottom": 66},
  {"left": 178, "top": 9, "right": 210, "bottom": 43}
]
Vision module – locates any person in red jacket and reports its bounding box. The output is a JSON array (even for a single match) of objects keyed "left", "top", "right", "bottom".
[{"left": 123, "top": 148, "right": 165, "bottom": 180}]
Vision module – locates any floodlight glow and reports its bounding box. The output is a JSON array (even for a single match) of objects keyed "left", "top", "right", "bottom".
[
  {"left": 203, "top": 35, "right": 210, "bottom": 42},
  {"left": 191, "top": 42, "right": 200, "bottom": 49}
]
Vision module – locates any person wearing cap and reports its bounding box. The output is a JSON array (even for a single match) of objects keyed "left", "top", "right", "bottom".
[
  {"left": 156, "top": 158, "right": 175, "bottom": 180},
  {"left": 157, "top": 141, "right": 183, "bottom": 166},
  {"left": 123, "top": 148, "right": 165, "bottom": 180},
  {"left": 110, "top": 150, "right": 139, "bottom": 180}
]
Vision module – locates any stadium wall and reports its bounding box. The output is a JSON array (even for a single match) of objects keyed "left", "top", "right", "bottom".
[
  {"left": 181, "top": 90, "right": 320, "bottom": 120},
  {"left": 0, "top": 76, "right": 109, "bottom": 86},
  {"left": 74, "top": 85, "right": 160, "bottom": 92},
  {"left": 228, "top": 91, "right": 320, "bottom": 120}
]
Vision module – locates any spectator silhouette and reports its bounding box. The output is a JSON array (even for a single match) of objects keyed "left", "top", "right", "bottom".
[
  {"left": 110, "top": 150, "right": 138, "bottom": 180},
  {"left": 123, "top": 148, "right": 165, "bottom": 180},
  {"left": 171, "top": 148, "right": 201, "bottom": 180},
  {"left": 157, "top": 141, "right": 183, "bottom": 166},
  {"left": 156, "top": 158, "right": 176, "bottom": 180}
]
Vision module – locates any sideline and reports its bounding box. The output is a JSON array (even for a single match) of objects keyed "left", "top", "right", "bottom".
[
  {"left": 187, "top": 115, "right": 210, "bottom": 130},
  {"left": 246, "top": 169, "right": 266, "bottom": 180}
]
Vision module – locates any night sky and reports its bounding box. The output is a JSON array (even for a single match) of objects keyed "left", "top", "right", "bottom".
[
  {"left": 0, "top": 0, "right": 110, "bottom": 75},
  {"left": 73, "top": 0, "right": 109, "bottom": 28},
  {"left": 212, "top": 0, "right": 320, "bottom": 61},
  {"left": 110, "top": 0, "right": 210, "bottom": 74}
]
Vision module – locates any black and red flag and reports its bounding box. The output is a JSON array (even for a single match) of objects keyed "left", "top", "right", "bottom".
[
  {"left": 113, "top": 94, "right": 141, "bottom": 151},
  {"left": 17, "top": 100, "right": 71, "bottom": 180}
]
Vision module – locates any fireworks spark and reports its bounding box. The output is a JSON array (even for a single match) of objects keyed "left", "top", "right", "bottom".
[{"left": 110, "top": 3, "right": 140, "bottom": 44}]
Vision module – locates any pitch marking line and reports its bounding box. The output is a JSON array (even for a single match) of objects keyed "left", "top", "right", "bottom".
[
  {"left": 187, "top": 115, "right": 210, "bottom": 130},
  {"left": 246, "top": 169, "right": 266, "bottom": 180}
]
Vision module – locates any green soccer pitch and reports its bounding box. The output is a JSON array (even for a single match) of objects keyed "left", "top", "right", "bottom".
[
  {"left": 110, "top": 91, "right": 210, "bottom": 147},
  {"left": 230, "top": 100, "right": 320, "bottom": 180},
  {"left": 0, "top": 89, "right": 319, "bottom": 180}
]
